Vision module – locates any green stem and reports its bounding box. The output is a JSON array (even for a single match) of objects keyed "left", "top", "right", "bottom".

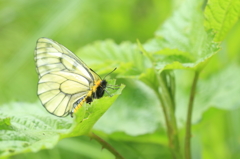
[
  {"left": 185, "top": 72, "right": 199, "bottom": 159},
  {"left": 88, "top": 132, "right": 125, "bottom": 159},
  {"left": 156, "top": 92, "right": 180, "bottom": 159},
  {"left": 138, "top": 42, "right": 181, "bottom": 158},
  {"left": 155, "top": 71, "right": 182, "bottom": 159},
  {"left": 168, "top": 71, "right": 176, "bottom": 111}
]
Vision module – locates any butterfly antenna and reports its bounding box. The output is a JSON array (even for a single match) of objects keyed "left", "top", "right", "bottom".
[
  {"left": 105, "top": 89, "right": 113, "bottom": 97},
  {"left": 103, "top": 67, "right": 117, "bottom": 80},
  {"left": 107, "top": 85, "right": 120, "bottom": 89}
]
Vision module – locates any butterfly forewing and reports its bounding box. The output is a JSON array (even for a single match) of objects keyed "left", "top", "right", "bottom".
[
  {"left": 35, "top": 37, "right": 101, "bottom": 117},
  {"left": 35, "top": 38, "right": 93, "bottom": 80}
]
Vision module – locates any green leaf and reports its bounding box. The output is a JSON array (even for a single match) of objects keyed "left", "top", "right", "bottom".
[
  {"left": 75, "top": 40, "right": 149, "bottom": 78},
  {"left": 0, "top": 102, "right": 71, "bottom": 158},
  {"left": 204, "top": 0, "right": 240, "bottom": 42},
  {"left": 193, "top": 107, "right": 240, "bottom": 158},
  {"left": 143, "top": 0, "right": 220, "bottom": 71},
  {"left": 94, "top": 79, "right": 163, "bottom": 136},
  {"left": 139, "top": 68, "right": 159, "bottom": 93},
  {"left": 155, "top": 50, "right": 218, "bottom": 71},
  {"left": 176, "top": 63, "right": 240, "bottom": 126},
  {"left": 93, "top": 130, "right": 168, "bottom": 146},
  {"left": 62, "top": 81, "right": 125, "bottom": 138},
  {"left": 74, "top": 40, "right": 165, "bottom": 136},
  {"left": 0, "top": 118, "right": 13, "bottom": 131},
  {"left": 196, "top": 64, "right": 240, "bottom": 110},
  {"left": 0, "top": 81, "right": 124, "bottom": 158}
]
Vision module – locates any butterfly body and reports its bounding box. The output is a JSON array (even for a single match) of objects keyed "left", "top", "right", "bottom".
[
  {"left": 72, "top": 79, "right": 107, "bottom": 116},
  {"left": 35, "top": 37, "right": 108, "bottom": 117}
]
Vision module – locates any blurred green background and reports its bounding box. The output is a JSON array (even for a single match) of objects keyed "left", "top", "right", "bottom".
[
  {"left": 0, "top": 0, "right": 171, "bottom": 104},
  {"left": 1, "top": 0, "right": 240, "bottom": 158}
]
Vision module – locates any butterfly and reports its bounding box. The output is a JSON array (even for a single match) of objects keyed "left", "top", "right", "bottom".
[{"left": 34, "top": 37, "right": 116, "bottom": 117}]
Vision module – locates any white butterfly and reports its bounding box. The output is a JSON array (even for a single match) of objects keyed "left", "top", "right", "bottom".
[{"left": 34, "top": 38, "right": 111, "bottom": 117}]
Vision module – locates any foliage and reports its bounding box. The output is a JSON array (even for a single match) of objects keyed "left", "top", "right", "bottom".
[{"left": 0, "top": 0, "right": 240, "bottom": 158}]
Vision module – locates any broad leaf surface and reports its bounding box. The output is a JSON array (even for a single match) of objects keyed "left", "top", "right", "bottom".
[
  {"left": 75, "top": 40, "right": 149, "bottom": 78},
  {"left": 0, "top": 81, "right": 124, "bottom": 157},
  {"left": 143, "top": 0, "right": 220, "bottom": 72}
]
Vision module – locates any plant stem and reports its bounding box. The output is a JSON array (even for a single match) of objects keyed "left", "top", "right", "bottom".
[
  {"left": 138, "top": 42, "right": 181, "bottom": 158},
  {"left": 88, "top": 132, "right": 125, "bottom": 159},
  {"left": 168, "top": 71, "right": 176, "bottom": 111},
  {"left": 155, "top": 71, "right": 182, "bottom": 159},
  {"left": 157, "top": 92, "right": 181, "bottom": 159},
  {"left": 185, "top": 72, "right": 199, "bottom": 159}
]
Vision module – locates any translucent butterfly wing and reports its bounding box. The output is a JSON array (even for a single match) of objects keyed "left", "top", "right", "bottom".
[
  {"left": 35, "top": 38, "right": 99, "bottom": 116},
  {"left": 35, "top": 38, "right": 93, "bottom": 79}
]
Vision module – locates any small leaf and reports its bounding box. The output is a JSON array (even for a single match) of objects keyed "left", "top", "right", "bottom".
[{"left": 0, "top": 118, "right": 13, "bottom": 131}]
